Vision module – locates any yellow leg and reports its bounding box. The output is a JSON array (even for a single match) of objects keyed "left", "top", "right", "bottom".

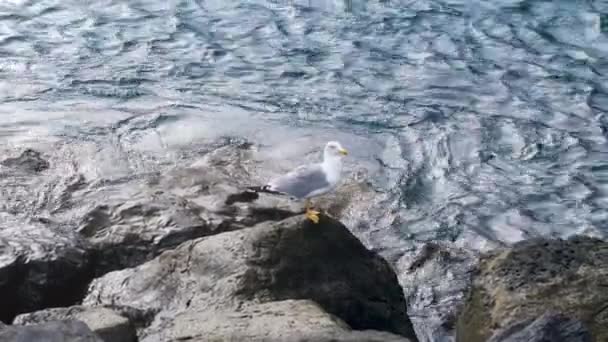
[{"left": 304, "top": 199, "right": 320, "bottom": 224}]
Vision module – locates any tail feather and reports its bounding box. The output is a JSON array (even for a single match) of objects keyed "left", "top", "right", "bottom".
[
  {"left": 247, "top": 185, "right": 283, "bottom": 195},
  {"left": 225, "top": 185, "right": 285, "bottom": 206}
]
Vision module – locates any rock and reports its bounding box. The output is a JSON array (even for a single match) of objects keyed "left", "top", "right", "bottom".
[
  {"left": 0, "top": 320, "right": 103, "bottom": 342},
  {"left": 1, "top": 149, "right": 49, "bottom": 173},
  {"left": 397, "top": 242, "right": 478, "bottom": 342},
  {"left": 0, "top": 214, "right": 91, "bottom": 323},
  {"left": 76, "top": 144, "right": 302, "bottom": 275},
  {"left": 0, "top": 142, "right": 417, "bottom": 341},
  {"left": 150, "top": 299, "right": 411, "bottom": 342},
  {"left": 13, "top": 306, "right": 136, "bottom": 342},
  {"left": 456, "top": 236, "right": 608, "bottom": 342},
  {"left": 83, "top": 215, "right": 417, "bottom": 341},
  {"left": 488, "top": 312, "right": 592, "bottom": 342}
]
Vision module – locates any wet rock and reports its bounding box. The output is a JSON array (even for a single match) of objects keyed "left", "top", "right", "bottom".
[
  {"left": 14, "top": 306, "right": 136, "bottom": 342},
  {"left": 83, "top": 215, "right": 417, "bottom": 341},
  {"left": 150, "top": 299, "right": 411, "bottom": 342},
  {"left": 456, "top": 236, "right": 608, "bottom": 342},
  {"left": 488, "top": 312, "right": 592, "bottom": 342},
  {"left": 1, "top": 149, "right": 49, "bottom": 173},
  {"left": 397, "top": 242, "right": 478, "bottom": 342},
  {"left": 0, "top": 214, "right": 90, "bottom": 323},
  {"left": 0, "top": 320, "right": 103, "bottom": 342}
]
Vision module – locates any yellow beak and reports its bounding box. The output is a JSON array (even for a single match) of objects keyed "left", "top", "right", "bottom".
[{"left": 339, "top": 148, "right": 348, "bottom": 156}]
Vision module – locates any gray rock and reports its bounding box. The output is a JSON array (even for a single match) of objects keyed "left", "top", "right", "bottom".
[
  {"left": 149, "top": 299, "right": 411, "bottom": 342},
  {"left": 1, "top": 149, "right": 49, "bottom": 173},
  {"left": 14, "top": 306, "right": 136, "bottom": 342},
  {"left": 456, "top": 236, "right": 608, "bottom": 342},
  {"left": 0, "top": 214, "right": 90, "bottom": 323},
  {"left": 84, "top": 215, "right": 417, "bottom": 341},
  {"left": 489, "top": 312, "right": 592, "bottom": 342},
  {"left": 0, "top": 142, "right": 418, "bottom": 341},
  {"left": 0, "top": 320, "right": 103, "bottom": 342},
  {"left": 77, "top": 144, "right": 302, "bottom": 275}
]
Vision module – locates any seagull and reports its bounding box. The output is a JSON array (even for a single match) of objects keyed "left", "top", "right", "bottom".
[{"left": 249, "top": 141, "right": 348, "bottom": 223}]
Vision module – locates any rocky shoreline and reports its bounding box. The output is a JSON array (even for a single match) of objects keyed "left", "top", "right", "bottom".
[{"left": 1, "top": 145, "right": 607, "bottom": 342}]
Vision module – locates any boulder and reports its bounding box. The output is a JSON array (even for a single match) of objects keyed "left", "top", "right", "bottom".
[
  {"left": 456, "top": 236, "right": 608, "bottom": 342},
  {"left": 488, "top": 312, "right": 592, "bottom": 342},
  {"left": 13, "top": 306, "right": 136, "bottom": 342},
  {"left": 0, "top": 320, "right": 103, "bottom": 342},
  {"left": 83, "top": 215, "right": 417, "bottom": 341},
  {"left": 0, "top": 214, "right": 90, "bottom": 323},
  {"left": 149, "top": 299, "right": 411, "bottom": 342}
]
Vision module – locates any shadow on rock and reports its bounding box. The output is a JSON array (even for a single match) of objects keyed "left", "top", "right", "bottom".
[{"left": 0, "top": 215, "right": 92, "bottom": 323}]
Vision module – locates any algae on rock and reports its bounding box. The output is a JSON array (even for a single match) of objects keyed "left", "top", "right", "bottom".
[{"left": 456, "top": 236, "right": 608, "bottom": 342}]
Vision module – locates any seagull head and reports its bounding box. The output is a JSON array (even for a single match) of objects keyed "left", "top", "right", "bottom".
[{"left": 324, "top": 141, "right": 348, "bottom": 160}]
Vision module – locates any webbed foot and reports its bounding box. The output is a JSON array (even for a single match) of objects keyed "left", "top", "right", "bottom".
[{"left": 305, "top": 208, "right": 320, "bottom": 224}]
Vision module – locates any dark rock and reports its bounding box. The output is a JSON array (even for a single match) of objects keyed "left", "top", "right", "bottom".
[
  {"left": 83, "top": 215, "right": 418, "bottom": 341},
  {"left": 0, "top": 214, "right": 91, "bottom": 323},
  {"left": 456, "top": 236, "right": 608, "bottom": 342},
  {"left": 488, "top": 312, "right": 592, "bottom": 342},
  {"left": 14, "top": 306, "right": 136, "bottom": 342},
  {"left": 1, "top": 149, "right": 49, "bottom": 173},
  {"left": 0, "top": 320, "right": 103, "bottom": 342}
]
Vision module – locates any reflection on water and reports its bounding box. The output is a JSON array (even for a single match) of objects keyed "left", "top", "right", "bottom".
[{"left": 0, "top": 0, "right": 607, "bottom": 255}]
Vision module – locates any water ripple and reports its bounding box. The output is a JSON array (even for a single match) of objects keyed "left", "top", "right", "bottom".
[{"left": 0, "top": 0, "right": 607, "bottom": 253}]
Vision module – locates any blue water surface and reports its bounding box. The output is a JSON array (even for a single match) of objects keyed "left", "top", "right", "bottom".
[{"left": 1, "top": 0, "right": 608, "bottom": 251}]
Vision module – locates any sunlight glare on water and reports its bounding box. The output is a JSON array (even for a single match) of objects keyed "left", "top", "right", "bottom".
[{"left": 0, "top": 0, "right": 607, "bottom": 254}]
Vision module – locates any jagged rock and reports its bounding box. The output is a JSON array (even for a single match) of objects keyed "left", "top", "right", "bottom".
[
  {"left": 456, "top": 236, "right": 608, "bottom": 342},
  {"left": 1, "top": 149, "right": 49, "bottom": 173},
  {"left": 14, "top": 306, "right": 136, "bottom": 342},
  {"left": 149, "top": 299, "right": 411, "bottom": 342},
  {"left": 83, "top": 215, "right": 417, "bottom": 341},
  {"left": 397, "top": 242, "right": 478, "bottom": 342},
  {"left": 0, "top": 214, "right": 90, "bottom": 323},
  {"left": 488, "top": 312, "right": 592, "bottom": 342},
  {"left": 0, "top": 320, "right": 103, "bottom": 342}
]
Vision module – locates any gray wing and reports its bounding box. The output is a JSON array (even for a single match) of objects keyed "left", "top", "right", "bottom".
[{"left": 267, "top": 164, "right": 330, "bottom": 199}]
